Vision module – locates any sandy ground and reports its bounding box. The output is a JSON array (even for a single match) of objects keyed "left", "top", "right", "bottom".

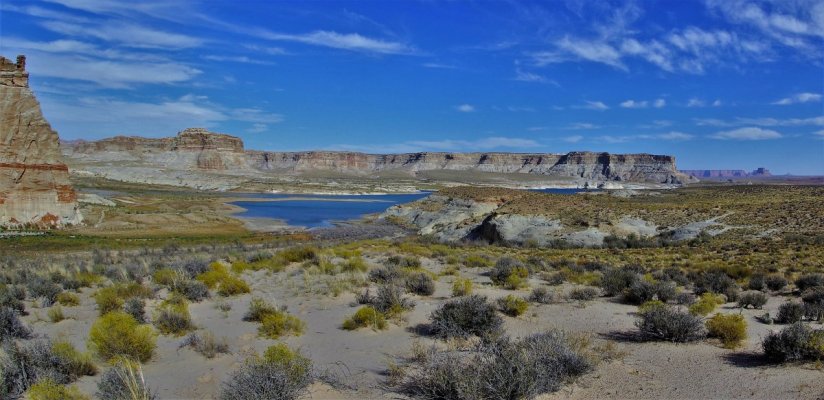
[{"left": 21, "top": 254, "right": 824, "bottom": 400}]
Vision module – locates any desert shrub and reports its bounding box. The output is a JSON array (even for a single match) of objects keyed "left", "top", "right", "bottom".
[
  {"left": 802, "top": 286, "right": 824, "bottom": 321},
  {"left": 152, "top": 268, "right": 178, "bottom": 286},
  {"left": 776, "top": 302, "right": 804, "bottom": 324},
  {"left": 124, "top": 298, "right": 147, "bottom": 323},
  {"left": 655, "top": 281, "right": 678, "bottom": 303},
  {"left": 94, "top": 288, "right": 124, "bottom": 316},
  {"left": 622, "top": 281, "right": 656, "bottom": 305},
  {"left": 675, "top": 292, "right": 696, "bottom": 305},
  {"left": 178, "top": 260, "right": 211, "bottom": 278},
  {"left": 765, "top": 274, "right": 788, "bottom": 291},
  {"left": 528, "top": 287, "right": 556, "bottom": 304},
  {"left": 388, "top": 255, "right": 421, "bottom": 269},
  {"left": 541, "top": 271, "right": 565, "bottom": 285},
  {"left": 179, "top": 332, "right": 230, "bottom": 359},
  {"left": 0, "top": 285, "right": 26, "bottom": 314},
  {"left": 48, "top": 306, "right": 65, "bottom": 323},
  {"left": 0, "top": 339, "right": 96, "bottom": 398},
  {"left": 370, "top": 284, "right": 415, "bottom": 316},
  {"left": 429, "top": 295, "right": 502, "bottom": 340},
  {"left": 26, "top": 378, "right": 89, "bottom": 400},
  {"left": 738, "top": 290, "right": 768, "bottom": 309},
  {"left": 258, "top": 311, "right": 305, "bottom": 339},
  {"left": 219, "top": 345, "right": 312, "bottom": 400},
  {"left": 154, "top": 297, "right": 195, "bottom": 336},
  {"left": 747, "top": 273, "right": 766, "bottom": 291},
  {"left": 405, "top": 272, "right": 435, "bottom": 296},
  {"left": 51, "top": 340, "right": 98, "bottom": 377},
  {"left": 369, "top": 266, "right": 402, "bottom": 284},
  {"left": 341, "top": 256, "right": 368, "bottom": 273},
  {"left": 27, "top": 277, "right": 62, "bottom": 306},
  {"left": 489, "top": 257, "right": 529, "bottom": 289},
  {"left": 217, "top": 275, "right": 251, "bottom": 297},
  {"left": 689, "top": 293, "right": 724, "bottom": 316},
  {"left": 496, "top": 295, "right": 529, "bottom": 317},
  {"left": 451, "top": 278, "right": 473, "bottom": 297},
  {"left": 795, "top": 273, "right": 824, "bottom": 291},
  {"left": 171, "top": 279, "right": 210, "bottom": 302},
  {"left": 88, "top": 311, "right": 156, "bottom": 362},
  {"left": 243, "top": 298, "right": 279, "bottom": 322},
  {"left": 568, "top": 287, "right": 599, "bottom": 301},
  {"left": 706, "top": 314, "right": 747, "bottom": 349},
  {"left": 394, "top": 330, "right": 592, "bottom": 400},
  {"left": 95, "top": 358, "right": 157, "bottom": 400},
  {"left": 638, "top": 300, "right": 666, "bottom": 313},
  {"left": 278, "top": 246, "right": 318, "bottom": 263},
  {"left": 658, "top": 267, "right": 690, "bottom": 286},
  {"left": 636, "top": 305, "right": 706, "bottom": 342},
  {"left": 762, "top": 322, "right": 824, "bottom": 362},
  {"left": 55, "top": 292, "right": 80, "bottom": 307},
  {"left": 342, "top": 306, "right": 387, "bottom": 330},
  {"left": 601, "top": 267, "right": 640, "bottom": 296},
  {"left": 0, "top": 306, "right": 31, "bottom": 341},
  {"left": 463, "top": 254, "right": 492, "bottom": 269},
  {"left": 694, "top": 271, "right": 738, "bottom": 297}
]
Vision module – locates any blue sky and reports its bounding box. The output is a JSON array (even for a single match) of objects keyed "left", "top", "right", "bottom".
[{"left": 1, "top": 0, "right": 823, "bottom": 174}]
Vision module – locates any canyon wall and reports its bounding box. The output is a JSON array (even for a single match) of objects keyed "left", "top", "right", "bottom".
[{"left": 0, "top": 55, "right": 80, "bottom": 227}]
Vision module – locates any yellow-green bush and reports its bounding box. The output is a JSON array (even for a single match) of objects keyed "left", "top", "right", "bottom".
[
  {"left": 217, "top": 275, "right": 251, "bottom": 296},
  {"left": 259, "top": 311, "right": 306, "bottom": 339},
  {"left": 342, "top": 306, "right": 387, "bottom": 330},
  {"left": 196, "top": 263, "right": 231, "bottom": 289},
  {"left": 56, "top": 292, "right": 80, "bottom": 306},
  {"left": 26, "top": 379, "right": 89, "bottom": 400},
  {"left": 341, "top": 256, "right": 368, "bottom": 273},
  {"left": 689, "top": 293, "right": 725, "bottom": 316},
  {"left": 706, "top": 313, "right": 747, "bottom": 349},
  {"left": 463, "top": 254, "right": 492, "bottom": 269},
  {"left": 262, "top": 343, "right": 311, "bottom": 379},
  {"left": 638, "top": 300, "right": 666, "bottom": 314},
  {"left": 93, "top": 288, "right": 123, "bottom": 316},
  {"left": 154, "top": 295, "right": 194, "bottom": 336},
  {"left": 278, "top": 246, "right": 318, "bottom": 263},
  {"left": 496, "top": 295, "right": 529, "bottom": 317},
  {"left": 152, "top": 268, "right": 178, "bottom": 286},
  {"left": 88, "top": 311, "right": 156, "bottom": 362},
  {"left": 73, "top": 271, "right": 102, "bottom": 288},
  {"left": 452, "top": 278, "right": 473, "bottom": 297},
  {"left": 52, "top": 339, "right": 98, "bottom": 376},
  {"left": 48, "top": 306, "right": 65, "bottom": 323}
]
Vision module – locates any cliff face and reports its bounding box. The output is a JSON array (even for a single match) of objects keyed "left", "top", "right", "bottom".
[
  {"left": 65, "top": 128, "right": 248, "bottom": 171},
  {"left": 248, "top": 150, "right": 689, "bottom": 184},
  {"left": 681, "top": 168, "right": 772, "bottom": 179},
  {"left": 0, "top": 55, "right": 80, "bottom": 227}
]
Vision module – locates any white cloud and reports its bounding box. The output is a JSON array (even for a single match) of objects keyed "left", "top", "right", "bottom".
[
  {"left": 687, "top": 98, "right": 705, "bottom": 107},
  {"left": 772, "top": 92, "right": 822, "bottom": 105},
  {"left": 41, "top": 20, "right": 203, "bottom": 49},
  {"left": 566, "top": 122, "right": 600, "bottom": 130},
  {"left": 455, "top": 104, "right": 476, "bottom": 113},
  {"left": 201, "top": 55, "right": 275, "bottom": 65},
  {"left": 534, "top": 36, "right": 625, "bottom": 70},
  {"left": 712, "top": 99, "right": 722, "bottom": 107},
  {"left": 653, "top": 99, "right": 666, "bottom": 108},
  {"left": 422, "top": 62, "right": 458, "bottom": 69},
  {"left": 706, "top": 0, "right": 824, "bottom": 52},
  {"left": 247, "top": 123, "right": 268, "bottom": 133},
  {"left": 620, "top": 99, "right": 648, "bottom": 109},
  {"left": 255, "top": 30, "right": 415, "bottom": 55},
  {"left": 814, "top": 130, "right": 824, "bottom": 139},
  {"left": 656, "top": 131, "right": 694, "bottom": 140},
  {"left": 564, "top": 135, "right": 584, "bottom": 143},
  {"left": 597, "top": 131, "right": 694, "bottom": 143},
  {"left": 696, "top": 116, "right": 824, "bottom": 127},
  {"left": 229, "top": 108, "right": 284, "bottom": 124},
  {"left": 578, "top": 101, "right": 609, "bottom": 111},
  {"left": 710, "top": 127, "right": 783, "bottom": 140},
  {"left": 513, "top": 68, "right": 557, "bottom": 85}
]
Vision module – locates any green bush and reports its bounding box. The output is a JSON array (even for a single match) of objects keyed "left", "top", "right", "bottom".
[
  {"left": 95, "top": 357, "right": 157, "bottom": 400},
  {"left": 152, "top": 268, "right": 178, "bottom": 286},
  {"left": 496, "top": 295, "right": 528, "bottom": 317},
  {"left": 569, "top": 287, "right": 599, "bottom": 301},
  {"left": 689, "top": 293, "right": 724, "bottom": 316},
  {"left": 88, "top": 311, "right": 156, "bottom": 362},
  {"left": 51, "top": 339, "right": 98, "bottom": 377},
  {"left": 342, "top": 306, "right": 388, "bottom": 330},
  {"left": 341, "top": 256, "right": 368, "bottom": 273},
  {"left": 278, "top": 246, "right": 318, "bottom": 263},
  {"left": 490, "top": 257, "right": 529, "bottom": 289},
  {"left": 93, "top": 288, "right": 124, "bottom": 316},
  {"left": 429, "top": 295, "right": 503, "bottom": 340},
  {"left": 217, "top": 275, "right": 251, "bottom": 296},
  {"left": 638, "top": 300, "right": 666, "bottom": 314},
  {"left": 776, "top": 301, "right": 804, "bottom": 324},
  {"left": 405, "top": 272, "right": 435, "bottom": 296},
  {"left": 636, "top": 305, "right": 706, "bottom": 342},
  {"left": 737, "top": 291, "right": 768, "bottom": 309},
  {"left": 258, "top": 312, "right": 306, "bottom": 339},
  {"left": 219, "top": 345, "right": 312, "bottom": 400},
  {"left": 26, "top": 379, "right": 89, "bottom": 400},
  {"left": 706, "top": 314, "right": 747, "bottom": 349},
  {"left": 243, "top": 297, "right": 279, "bottom": 322},
  {"left": 55, "top": 292, "right": 80, "bottom": 307},
  {"left": 762, "top": 322, "right": 824, "bottom": 362},
  {"left": 48, "top": 306, "right": 65, "bottom": 323},
  {"left": 451, "top": 278, "right": 473, "bottom": 297},
  {"left": 601, "top": 267, "right": 640, "bottom": 296},
  {"left": 154, "top": 296, "right": 195, "bottom": 336}
]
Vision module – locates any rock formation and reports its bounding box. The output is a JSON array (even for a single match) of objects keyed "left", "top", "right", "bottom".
[
  {"left": 681, "top": 168, "right": 772, "bottom": 179},
  {"left": 1, "top": 55, "right": 80, "bottom": 228}
]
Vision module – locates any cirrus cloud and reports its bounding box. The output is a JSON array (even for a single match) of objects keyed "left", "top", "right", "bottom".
[{"left": 710, "top": 127, "right": 783, "bottom": 140}]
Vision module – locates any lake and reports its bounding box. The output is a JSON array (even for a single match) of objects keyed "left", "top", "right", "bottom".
[{"left": 231, "top": 188, "right": 592, "bottom": 228}]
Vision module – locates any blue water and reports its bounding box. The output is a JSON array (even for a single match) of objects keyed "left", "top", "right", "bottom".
[
  {"left": 231, "top": 193, "right": 430, "bottom": 228},
  {"left": 232, "top": 188, "right": 590, "bottom": 228}
]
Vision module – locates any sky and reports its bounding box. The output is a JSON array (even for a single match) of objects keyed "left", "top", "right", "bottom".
[{"left": 1, "top": 0, "right": 823, "bottom": 174}]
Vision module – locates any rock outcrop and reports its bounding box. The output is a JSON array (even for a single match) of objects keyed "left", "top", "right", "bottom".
[
  {"left": 248, "top": 151, "right": 691, "bottom": 184},
  {"left": 1, "top": 55, "right": 80, "bottom": 228},
  {"left": 681, "top": 168, "right": 772, "bottom": 179}
]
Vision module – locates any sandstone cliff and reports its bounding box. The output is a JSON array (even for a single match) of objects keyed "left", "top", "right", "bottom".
[{"left": 0, "top": 55, "right": 80, "bottom": 228}]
